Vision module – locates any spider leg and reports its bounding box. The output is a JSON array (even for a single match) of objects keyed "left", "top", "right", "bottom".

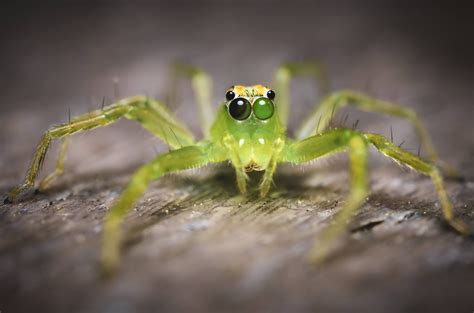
[
  {"left": 282, "top": 128, "right": 369, "bottom": 263},
  {"left": 6, "top": 96, "right": 194, "bottom": 202},
  {"left": 222, "top": 136, "right": 249, "bottom": 193},
  {"left": 259, "top": 157, "right": 278, "bottom": 197},
  {"left": 294, "top": 90, "right": 458, "bottom": 178},
  {"left": 282, "top": 128, "right": 469, "bottom": 264},
  {"left": 101, "top": 143, "right": 222, "bottom": 276},
  {"left": 366, "top": 133, "right": 470, "bottom": 235},
  {"left": 259, "top": 140, "right": 285, "bottom": 197},
  {"left": 273, "top": 61, "right": 329, "bottom": 127},
  {"left": 167, "top": 62, "right": 213, "bottom": 138},
  {"left": 37, "top": 138, "right": 70, "bottom": 192},
  {"left": 235, "top": 169, "right": 249, "bottom": 194}
]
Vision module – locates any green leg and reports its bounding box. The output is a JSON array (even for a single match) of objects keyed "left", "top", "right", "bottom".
[
  {"left": 222, "top": 136, "right": 248, "bottom": 193},
  {"left": 283, "top": 128, "right": 469, "bottom": 264},
  {"left": 6, "top": 96, "right": 194, "bottom": 202},
  {"left": 235, "top": 169, "right": 249, "bottom": 194},
  {"left": 167, "top": 62, "right": 214, "bottom": 138},
  {"left": 366, "top": 133, "right": 469, "bottom": 235},
  {"left": 294, "top": 90, "right": 459, "bottom": 177},
  {"left": 259, "top": 157, "right": 278, "bottom": 197},
  {"left": 38, "top": 138, "right": 70, "bottom": 191},
  {"left": 101, "top": 144, "right": 218, "bottom": 275},
  {"left": 273, "top": 61, "right": 329, "bottom": 126},
  {"left": 283, "top": 129, "right": 369, "bottom": 263},
  {"left": 259, "top": 140, "right": 285, "bottom": 197}
]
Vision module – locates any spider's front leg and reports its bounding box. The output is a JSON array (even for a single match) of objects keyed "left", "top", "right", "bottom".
[
  {"left": 4, "top": 96, "right": 195, "bottom": 203},
  {"left": 282, "top": 128, "right": 470, "bottom": 264},
  {"left": 283, "top": 129, "right": 369, "bottom": 263},
  {"left": 101, "top": 143, "right": 222, "bottom": 276}
]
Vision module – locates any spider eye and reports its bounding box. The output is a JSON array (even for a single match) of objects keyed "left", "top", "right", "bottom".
[
  {"left": 228, "top": 98, "right": 251, "bottom": 120},
  {"left": 226, "top": 90, "right": 236, "bottom": 101},
  {"left": 253, "top": 97, "right": 274, "bottom": 120},
  {"left": 266, "top": 89, "right": 275, "bottom": 100}
]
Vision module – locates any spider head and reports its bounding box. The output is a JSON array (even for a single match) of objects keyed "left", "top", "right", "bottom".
[
  {"left": 224, "top": 85, "right": 276, "bottom": 122},
  {"left": 215, "top": 84, "right": 283, "bottom": 171}
]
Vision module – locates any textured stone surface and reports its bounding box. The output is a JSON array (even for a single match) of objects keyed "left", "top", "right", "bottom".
[{"left": 1, "top": 2, "right": 474, "bottom": 313}]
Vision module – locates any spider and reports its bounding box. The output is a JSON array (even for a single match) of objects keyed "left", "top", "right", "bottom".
[{"left": 4, "top": 62, "right": 471, "bottom": 275}]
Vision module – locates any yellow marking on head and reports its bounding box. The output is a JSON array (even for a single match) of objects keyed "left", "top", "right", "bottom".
[
  {"left": 229, "top": 85, "right": 269, "bottom": 98},
  {"left": 232, "top": 85, "right": 246, "bottom": 97}
]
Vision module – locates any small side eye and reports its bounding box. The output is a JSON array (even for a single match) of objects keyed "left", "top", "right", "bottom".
[
  {"left": 226, "top": 90, "right": 236, "bottom": 101},
  {"left": 266, "top": 89, "right": 275, "bottom": 100},
  {"left": 228, "top": 98, "right": 252, "bottom": 120}
]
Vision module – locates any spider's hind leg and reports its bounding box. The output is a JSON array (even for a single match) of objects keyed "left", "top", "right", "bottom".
[
  {"left": 167, "top": 62, "right": 213, "bottom": 138},
  {"left": 295, "top": 90, "right": 460, "bottom": 179},
  {"left": 273, "top": 61, "right": 329, "bottom": 127}
]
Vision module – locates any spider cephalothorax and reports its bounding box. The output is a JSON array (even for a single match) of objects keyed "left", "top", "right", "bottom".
[
  {"left": 213, "top": 84, "right": 285, "bottom": 178},
  {"left": 5, "top": 62, "right": 470, "bottom": 275}
]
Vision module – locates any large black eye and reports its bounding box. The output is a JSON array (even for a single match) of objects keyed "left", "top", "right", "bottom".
[
  {"left": 226, "top": 90, "right": 236, "bottom": 101},
  {"left": 266, "top": 89, "right": 275, "bottom": 100},
  {"left": 228, "top": 98, "right": 251, "bottom": 120}
]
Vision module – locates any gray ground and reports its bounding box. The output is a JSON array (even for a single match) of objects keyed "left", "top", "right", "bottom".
[{"left": 1, "top": 2, "right": 474, "bottom": 313}]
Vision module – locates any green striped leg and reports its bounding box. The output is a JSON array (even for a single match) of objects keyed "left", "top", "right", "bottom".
[
  {"left": 6, "top": 96, "right": 194, "bottom": 202},
  {"left": 168, "top": 62, "right": 214, "bottom": 138},
  {"left": 101, "top": 144, "right": 221, "bottom": 275},
  {"left": 294, "top": 90, "right": 459, "bottom": 178},
  {"left": 283, "top": 128, "right": 469, "bottom": 264},
  {"left": 273, "top": 61, "right": 329, "bottom": 127}
]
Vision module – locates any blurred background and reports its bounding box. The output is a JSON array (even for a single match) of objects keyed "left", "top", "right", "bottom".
[
  {"left": 1, "top": 1, "right": 474, "bottom": 313},
  {"left": 1, "top": 1, "right": 473, "bottom": 176}
]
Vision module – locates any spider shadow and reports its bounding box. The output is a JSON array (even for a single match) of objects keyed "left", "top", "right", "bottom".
[
  {"left": 2, "top": 162, "right": 467, "bottom": 253},
  {"left": 1, "top": 164, "right": 145, "bottom": 205},
  {"left": 1, "top": 162, "right": 436, "bottom": 218},
  {"left": 119, "top": 165, "right": 336, "bottom": 250}
]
